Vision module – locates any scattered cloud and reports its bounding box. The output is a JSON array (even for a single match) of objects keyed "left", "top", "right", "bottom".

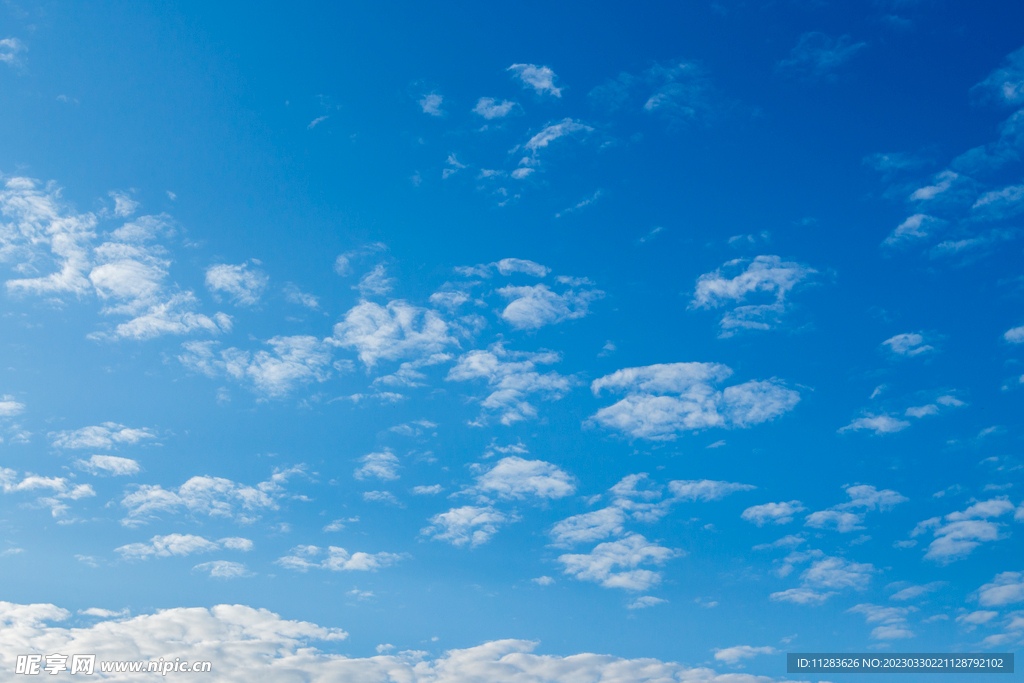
[
  {"left": 354, "top": 450, "right": 401, "bottom": 481},
  {"left": 557, "top": 533, "right": 678, "bottom": 591},
  {"left": 713, "top": 645, "right": 777, "bottom": 666},
  {"left": 446, "top": 344, "right": 574, "bottom": 425},
  {"left": 912, "top": 498, "right": 1017, "bottom": 564},
  {"left": 742, "top": 501, "right": 806, "bottom": 526},
  {"left": 333, "top": 300, "right": 456, "bottom": 368},
  {"left": 116, "top": 534, "right": 253, "bottom": 560},
  {"left": 0, "top": 37, "right": 27, "bottom": 67},
  {"left": 205, "top": 262, "right": 268, "bottom": 307},
  {"left": 74, "top": 455, "right": 140, "bottom": 476},
  {"left": 419, "top": 92, "right": 443, "bottom": 116},
  {"left": 976, "top": 571, "right": 1024, "bottom": 607},
  {"left": 589, "top": 362, "right": 799, "bottom": 440},
  {"left": 49, "top": 423, "right": 156, "bottom": 450},
  {"left": 497, "top": 282, "right": 604, "bottom": 329},
  {"left": 178, "top": 336, "right": 335, "bottom": 397},
  {"left": 776, "top": 32, "right": 867, "bottom": 80},
  {"left": 466, "top": 456, "right": 576, "bottom": 501},
  {"left": 838, "top": 414, "right": 911, "bottom": 435},
  {"left": 508, "top": 64, "right": 562, "bottom": 97},
  {"left": 420, "top": 505, "right": 516, "bottom": 547},
  {"left": 277, "top": 545, "right": 405, "bottom": 572},
  {"left": 473, "top": 97, "right": 517, "bottom": 119},
  {"left": 690, "top": 256, "right": 817, "bottom": 336}
]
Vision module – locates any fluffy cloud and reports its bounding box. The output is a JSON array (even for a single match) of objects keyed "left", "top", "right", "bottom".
[
  {"left": 0, "top": 37, "right": 26, "bottom": 66},
  {"left": 497, "top": 283, "right": 604, "bottom": 329},
  {"left": 520, "top": 119, "right": 593, "bottom": 161},
  {"left": 276, "top": 545, "right": 404, "bottom": 572},
  {"left": 205, "top": 262, "right": 268, "bottom": 306},
  {"left": 115, "top": 534, "right": 252, "bottom": 560},
  {"left": 0, "top": 178, "right": 233, "bottom": 341},
  {"left": 333, "top": 300, "right": 456, "bottom": 368},
  {"left": 549, "top": 507, "right": 628, "bottom": 547},
  {"left": 75, "top": 455, "right": 140, "bottom": 476},
  {"left": 713, "top": 646, "right": 777, "bottom": 665},
  {"left": 973, "top": 46, "right": 1024, "bottom": 105},
  {"left": 0, "top": 603, "right": 781, "bottom": 683},
  {"left": 353, "top": 450, "right": 400, "bottom": 481},
  {"left": 119, "top": 466, "right": 304, "bottom": 527},
  {"left": 883, "top": 214, "right": 943, "bottom": 247},
  {"left": 913, "top": 498, "right": 1017, "bottom": 564},
  {"left": 976, "top": 571, "right": 1024, "bottom": 607},
  {"left": 848, "top": 604, "right": 916, "bottom": 640},
  {"left": 776, "top": 32, "right": 866, "bottom": 80},
  {"left": 771, "top": 556, "right": 875, "bottom": 605},
  {"left": 889, "top": 582, "right": 946, "bottom": 602},
  {"left": 178, "top": 336, "right": 335, "bottom": 397},
  {"left": 446, "top": 345, "right": 574, "bottom": 425},
  {"left": 192, "top": 561, "right": 252, "bottom": 579},
  {"left": 473, "top": 97, "right": 517, "bottom": 119},
  {"left": 455, "top": 257, "right": 550, "bottom": 278},
  {"left": 0, "top": 396, "right": 25, "bottom": 417},
  {"left": 49, "top": 423, "right": 156, "bottom": 450},
  {"left": 0, "top": 468, "right": 95, "bottom": 518},
  {"left": 626, "top": 596, "right": 666, "bottom": 610},
  {"left": 419, "top": 92, "right": 443, "bottom": 116},
  {"left": 557, "top": 533, "right": 678, "bottom": 591},
  {"left": 805, "top": 484, "right": 908, "bottom": 532},
  {"left": 741, "top": 501, "right": 805, "bottom": 526},
  {"left": 508, "top": 64, "right": 562, "bottom": 96},
  {"left": 467, "top": 456, "right": 575, "bottom": 501},
  {"left": 668, "top": 479, "right": 756, "bottom": 502},
  {"left": 690, "top": 256, "right": 816, "bottom": 336},
  {"left": 420, "top": 506, "right": 516, "bottom": 547},
  {"left": 590, "top": 363, "right": 799, "bottom": 440},
  {"left": 838, "top": 414, "right": 910, "bottom": 435},
  {"left": 882, "top": 332, "right": 934, "bottom": 357},
  {"left": 354, "top": 264, "right": 394, "bottom": 297}
]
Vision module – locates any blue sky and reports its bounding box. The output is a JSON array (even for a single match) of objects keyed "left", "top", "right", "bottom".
[{"left": 1, "top": 1, "right": 1024, "bottom": 680}]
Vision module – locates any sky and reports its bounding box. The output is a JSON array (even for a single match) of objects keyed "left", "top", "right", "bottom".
[{"left": 1, "top": 0, "right": 1024, "bottom": 681}]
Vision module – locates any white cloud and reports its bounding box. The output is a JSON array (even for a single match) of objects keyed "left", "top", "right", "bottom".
[
  {"left": 557, "top": 533, "right": 678, "bottom": 591},
  {"left": 362, "top": 490, "right": 400, "bottom": 505},
  {"left": 976, "top": 572, "right": 1024, "bottom": 607},
  {"left": 776, "top": 32, "right": 867, "bottom": 80},
  {"left": 909, "top": 171, "right": 958, "bottom": 202},
  {"left": 108, "top": 190, "right": 139, "bottom": 218},
  {"left": 355, "top": 264, "right": 394, "bottom": 297},
  {"left": 742, "top": 501, "right": 805, "bottom": 526},
  {"left": 1005, "top": 326, "right": 1024, "bottom": 344},
  {"left": 889, "top": 582, "right": 946, "bottom": 601},
  {"left": 205, "top": 262, "right": 269, "bottom": 306},
  {"left": 284, "top": 283, "right": 319, "bottom": 309},
  {"left": 883, "top": 214, "right": 943, "bottom": 247},
  {"left": 753, "top": 535, "right": 805, "bottom": 551},
  {"left": 848, "top": 604, "right": 916, "bottom": 640},
  {"left": 193, "top": 561, "right": 251, "bottom": 579},
  {"left": 49, "top": 422, "right": 156, "bottom": 450},
  {"left": 590, "top": 362, "right": 799, "bottom": 440},
  {"left": 532, "top": 576, "right": 555, "bottom": 586},
  {"left": 973, "top": 183, "right": 1024, "bottom": 221},
  {"left": 276, "top": 545, "right": 404, "bottom": 572},
  {"left": 333, "top": 300, "right": 456, "bottom": 368},
  {"left": 473, "top": 97, "right": 517, "bottom": 119},
  {"left": 0, "top": 396, "right": 25, "bottom": 417},
  {"left": 75, "top": 455, "right": 140, "bottom": 476},
  {"left": 412, "top": 484, "right": 444, "bottom": 496},
  {"left": 0, "top": 469, "right": 96, "bottom": 518},
  {"left": 0, "top": 605, "right": 788, "bottom": 683},
  {"left": 468, "top": 456, "right": 575, "bottom": 500},
  {"left": 690, "top": 256, "right": 816, "bottom": 336},
  {"left": 496, "top": 258, "right": 550, "bottom": 277},
  {"left": 508, "top": 64, "right": 562, "bottom": 96},
  {"left": 667, "top": 479, "right": 756, "bottom": 502},
  {"left": 958, "top": 610, "right": 998, "bottom": 626},
  {"left": 973, "top": 45, "right": 1024, "bottom": 105},
  {"left": 917, "top": 498, "right": 1016, "bottom": 564},
  {"left": 713, "top": 645, "right": 777, "bottom": 665},
  {"left": 627, "top": 596, "right": 667, "bottom": 610},
  {"left": 882, "top": 332, "right": 934, "bottom": 357},
  {"left": 420, "top": 505, "right": 515, "bottom": 547},
  {"left": 179, "top": 336, "right": 335, "bottom": 397},
  {"left": 119, "top": 466, "right": 304, "bottom": 526},
  {"left": 769, "top": 588, "right": 835, "bottom": 605},
  {"left": 0, "top": 37, "right": 27, "bottom": 66},
  {"left": 555, "top": 190, "right": 603, "bottom": 218},
  {"left": 497, "top": 283, "right": 604, "bottom": 329},
  {"left": 115, "top": 534, "right": 252, "bottom": 560},
  {"left": 805, "top": 484, "right": 908, "bottom": 532},
  {"left": 522, "top": 119, "right": 592, "bottom": 157},
  {"left": 354, "top": 450, "right": 400, "bottom": 481},
  {"left": 419, "top": 92, "right": 443, "bottom": 116},
  {"left": 307, "top": 115, "right": 328, "bottom": 129},
  {"left": 333, "top": 243, "right": 388, "bottom": 277},
  {"left": 550, "top": 507, "right": 628, "bottom": 547},
  {"left": 446, "top": 345, "right": 574, "bottom": 425},
  {"left": 801, "top": 556, "right": 875, "bottom": 591},
  {"left": 838, "top": 414, "right": 911, "bottom": 435}
]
